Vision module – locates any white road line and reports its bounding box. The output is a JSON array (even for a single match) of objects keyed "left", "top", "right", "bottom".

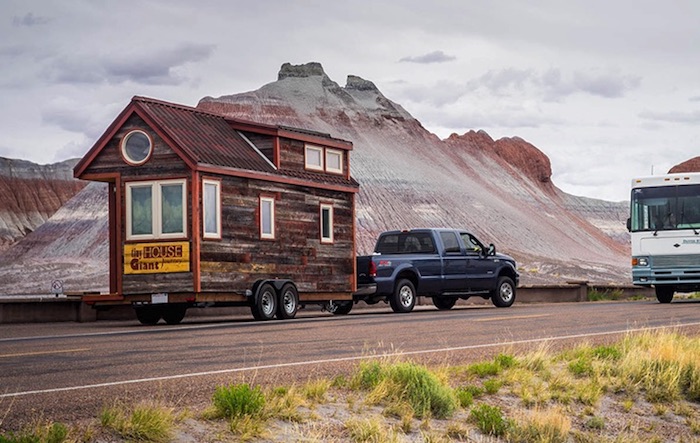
[{"left": 3, "top": 321, "right": 700, "bottom": 399}]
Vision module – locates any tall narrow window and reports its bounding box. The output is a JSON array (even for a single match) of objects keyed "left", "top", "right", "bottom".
[
  {"left": 320, "top": 204, "right": 333, "bottom": 243},
  {"left": 260, "top": 197, "right": 275, "bottom": 239},
  {"left": 203, "top": 179, "right": 221, "bottom": 239},
  {"left": 126, "top": 179, "right": 186, "bottom": 240}
]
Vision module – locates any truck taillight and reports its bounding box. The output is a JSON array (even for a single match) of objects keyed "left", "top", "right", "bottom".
[{"left": 369, "top": 260, "right": 377, "bottom": 277}]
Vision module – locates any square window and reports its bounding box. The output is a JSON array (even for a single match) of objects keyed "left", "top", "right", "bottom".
[
  {"left": 126, "top": 180, "right": 186, "bottom": 240},
  {"left": 305, "top": 145, "right": 324, "bottom": 171},
  {"left": 326, "top": 149, "right": 343, "bottom": 174}
]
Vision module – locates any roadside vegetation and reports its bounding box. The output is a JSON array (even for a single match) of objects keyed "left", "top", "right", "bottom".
[{"left": 3, "top": 329, "right": 700, "bottom": 442}]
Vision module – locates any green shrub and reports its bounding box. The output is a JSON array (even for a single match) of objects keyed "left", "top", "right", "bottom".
[
  {"left": 469, "top": 403, "right": 511, "bottom": 437},
  {"left": 568, "top": 357, "right": 594, "bottom": 377},
  {"left": 100, "top": 403, "right": 174, "bottom": 442},
  {"left": 592, "top": 345, "right": 622, "bottom": 361},
  {"left": 212, "top": 383, "right": 266, "bottom": 419},
  {"left": 468, "top": 361, "right": 500, "bottom": 378},
  {"left": 0, "top": 422, "right": 68, "bottom": 443},
  {"left": 352, "top": 361, "right": 385, "bottom": 390},
  {"left": 483, "top": 379, "right": 502, "bottom": 394}
]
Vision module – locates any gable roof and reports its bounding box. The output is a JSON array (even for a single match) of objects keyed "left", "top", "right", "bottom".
[{"left": 74, "top": 96, "right": 358, "bottom": 192}]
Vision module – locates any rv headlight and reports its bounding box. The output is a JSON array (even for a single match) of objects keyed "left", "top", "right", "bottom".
[{"left": 632, "top": 257, "right": 649, "bottom": 267}]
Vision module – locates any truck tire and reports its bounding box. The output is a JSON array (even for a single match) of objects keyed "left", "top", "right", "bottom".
[
  {"left": 135, "top": 305, "right": 162, "bottom": 325},
  {"left": 277, "top": 283, "right": 299, "bottom": 319},
  {"left": 491, "top": 276, "right": 516, "bottom": 308},
  {"left": 655, "top": 286, "right": 674, "bottom": 303},
  {"left": 325, "top": 300, "right": 353, "bottom": 315},
  {"left": 432, "top": 296, "right": 457, "bottom": 310},
  {"left": 162, "top": 304, "right": 187, "bottom": 325},
  {"left": 251, "top": 283, "right": 277, "bottom": 320},
  {"left": 391, "top": 279, "right": 417, "bottom": 313}
]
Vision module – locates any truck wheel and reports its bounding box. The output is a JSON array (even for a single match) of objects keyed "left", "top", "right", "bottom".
[
  {"left": 251, "top": 283, "right": 277, "bottom": 320},
  {"left": 432, "top": 296, "right": 457, "bottom": 310},
  {"left": 655, "top": 286, "right": 674, "bottom": 303},
  {"left": 325, "top": 300, "right": 353, "bottom": 315},
  {"left": 491, "top": 276, "right": 516, "bottom": 308},
  {"left": 162, "top": 304, "right": 187, "bottom": 325},
  {"left": 277, "top": 283, "right": 298, "bottom": 319},
  {"left": 391, "top": 279, "right": 416, "bottom": 313},
  {"left": 135, "top": 306, "right": 162, "bottom": 325}
]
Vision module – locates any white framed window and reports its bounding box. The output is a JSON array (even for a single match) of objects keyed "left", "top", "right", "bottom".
[
  {"left": 126, "top": 179, "right": 186, "bottom": 240},
  {"left": 203, "top": 179, "right": 221, "bottom": 239},
  {"left": 326, "top": 149, "right": 343, "bottom": 174},
  {"left": 121, "top": 130, "right": 153, "bottom": 166},
  {"left": 320, "top": 203, "right": 334, "bottom": 243},
  {"left": 304, "top": 144, "right": 324, "bottom": 171},
  {"left": 260, "top": 196, "right": 275, "bottom": 239}
]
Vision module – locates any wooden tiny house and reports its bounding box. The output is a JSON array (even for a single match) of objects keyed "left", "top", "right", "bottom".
[{"left": 74, "top": 96, "right": 359, "bottom": 324}]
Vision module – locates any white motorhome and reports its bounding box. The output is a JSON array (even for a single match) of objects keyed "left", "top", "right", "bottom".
[{"left": 628, "top": 172, "right": 700, "bottom": 303}]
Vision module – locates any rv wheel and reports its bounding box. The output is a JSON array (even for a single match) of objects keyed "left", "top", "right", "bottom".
[
  {"left": 162, "top": 304, "right": 187, "bottom": 325},
  {"left": 251, "top": 283, "right": 277, "bottom": 320},
  {"left": 277, "top": 283, "right": 299, "bottom": 319},
  {"left": 655, "top": 286, "right": 674, "bottom": 304},
  {"left": 135, "top": 306, "right": 162, "bottom": 325}
]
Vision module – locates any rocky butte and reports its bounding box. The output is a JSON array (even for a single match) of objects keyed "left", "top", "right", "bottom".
[{"left": 0, "top": 62, "right": 635, "bottom": 294}]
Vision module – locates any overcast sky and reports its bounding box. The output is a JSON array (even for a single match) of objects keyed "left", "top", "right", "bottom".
[{"left": 2, "top": 1, "right": 699, "bottom": 201}]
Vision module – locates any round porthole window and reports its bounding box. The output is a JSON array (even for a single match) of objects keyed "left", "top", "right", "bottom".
[{"left": 121, "top": 130, "right": 152, "bottom": 165}]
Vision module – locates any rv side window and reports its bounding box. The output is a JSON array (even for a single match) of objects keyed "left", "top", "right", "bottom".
[
  {"left": 203, "top": 179, "right": 221, "bottom": 239},
  {"left": 260, "top": 196, "right": 275, "bottom": 239},
  {"left": 320, "top": 204, "right": 333, "bottom": 243}
]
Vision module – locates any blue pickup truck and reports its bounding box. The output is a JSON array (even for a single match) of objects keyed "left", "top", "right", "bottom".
[{"left": 326, "top": 228, "right": 519, "bottom": 315}]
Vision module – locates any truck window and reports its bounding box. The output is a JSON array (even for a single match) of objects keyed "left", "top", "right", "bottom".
[
  {"left": 375, "top": 232, "right": 436, "bottom": 254},
  {"left": 439, "top": 231, "right": 460, "bottom": 254},
  {"left": 460, "top": 233, "right": 483, "bottom": 254}
]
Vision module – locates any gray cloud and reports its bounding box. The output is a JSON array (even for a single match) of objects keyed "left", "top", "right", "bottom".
[
  {"left": 43, "top": 43, "right": 216, "bottom": 86},
  {"left": 399, "top": 50, "right": 456, "bottom": 64},
  {"left": 12, "top": 12, "right": 51, "bottom": 27},
  {"left": 639, "top": 109, "right": 700, "bottom": 124}
]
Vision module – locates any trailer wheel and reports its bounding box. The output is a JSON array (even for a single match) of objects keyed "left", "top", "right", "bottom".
[
  {"left": 325, "top": 300, "right": 353, "bottom": 315},
  {"left": 491, "top": 276, "right": 516, "bottom": 307},
  {"left": 135, "top": 306, "right": 162, "bottom": 325},
  {"left": 162, "top": 304, "right": 187, "bottom": 325},
  {"left": 390, "top": 279, "right": 416, "bottom": 313},
  {"left": 432, "top": 296, "right": 457, "bottom": 310},
  {"left": 655, "top": 286, "right": 674, "bottom": 303},
  {"left": 277, "top": 283, "right": 298, "bottom": 319},
  {"left": 251, "top": 283, "right": 277, "bottom": 320}
]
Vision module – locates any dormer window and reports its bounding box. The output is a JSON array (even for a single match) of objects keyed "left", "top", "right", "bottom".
[
  {"left": 305, "top": 144, "right": 344, "bottom": 174},
  {"left": 121, "top": 130, "right": 152, "bottom": 166},
  {"left": 305, "top": 145, "right": 324, "bottom": 171},
  {"left": 326, "top": 149, "right": 343, "bottom": 174}
]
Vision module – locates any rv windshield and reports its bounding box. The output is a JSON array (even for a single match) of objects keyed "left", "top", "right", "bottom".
[{"left": 630, "top": 184, "right": 700, "bottom": 232}]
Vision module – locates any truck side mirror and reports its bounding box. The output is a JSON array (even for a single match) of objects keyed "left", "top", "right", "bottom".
[
  {"left": 487, "top": 244, "right": 496, "bottom": 256},
  {"left": 626, "top": 218, "right": 631, "bottom": 232}
]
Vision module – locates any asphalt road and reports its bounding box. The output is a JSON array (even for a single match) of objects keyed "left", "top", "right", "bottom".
[{"left": 2, "top": 299, "right": 700, "bottom": 430}]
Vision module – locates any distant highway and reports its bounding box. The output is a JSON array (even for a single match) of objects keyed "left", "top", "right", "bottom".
[{"left": 2, "top": 300, "right": 700, "bottom": 429}]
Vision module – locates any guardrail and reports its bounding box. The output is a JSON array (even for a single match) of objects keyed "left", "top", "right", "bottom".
[{"left": 0, "top": 283, "right": 655, "bottom": 324}]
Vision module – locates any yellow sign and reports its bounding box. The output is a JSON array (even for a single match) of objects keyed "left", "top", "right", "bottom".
[{"left": 124, "top": 242, "right": 190, "bottom": 274}]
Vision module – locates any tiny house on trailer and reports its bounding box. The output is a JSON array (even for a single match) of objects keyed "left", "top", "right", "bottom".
[{"left": 74, "top": 96, "right": 359, "bottom": 324}]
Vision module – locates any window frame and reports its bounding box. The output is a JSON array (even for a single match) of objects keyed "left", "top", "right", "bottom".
[
  {"left": 202, "top": 178, "right": 222, "bottom": 239},
  {"left": 304, "top": 144, "right": 324, "bottom": 171},
  {"left": 320, "top": 203, "right": 334, "bottom": 244},
  {"left": 120, "top": 130, "right": 153, "bottom": 166},
  {"left": 125, "top": 179, "right": 187, "bottom": 241},
  {"left": 259, "top": 196, "right": 276, "bottom": 240},
  {"left": 325, "top": 149, "right": 343, "bottom": 174}
]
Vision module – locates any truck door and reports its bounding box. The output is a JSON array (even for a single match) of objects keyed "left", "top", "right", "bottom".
[
  {"left": 439, "top": 231, "right": 468, "bottom": 291},
  {"left": 460, "top": 232, "right": 497, "bottom": 290}
]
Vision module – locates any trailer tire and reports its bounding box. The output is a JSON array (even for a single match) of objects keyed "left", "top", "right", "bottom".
[
  {"left": 277, "top": 283, "right": 298, "bottom": 319},
  {"left": 390, "top": 279, "right": 416, "bottom": 313},
  {"left": 491, "top": 276, "right": 516, "bottom": 308},
  {"left": 655, "top": 286, "right": 674, "bottom": 304},
  {"left": 251, "top": 283, "right": 277, "bottom": 320},
  {"left": 432, "top": 296, "right": 457, "bottom": 310},
  {"left": 162, "top": 304, "right": 187, "bottom": 325},
  {"left": 135, "top": 306, "right": 162, "bottom": 325},
  {"left": 326, "top": 300, "right": 353, "bottom": 315}
]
